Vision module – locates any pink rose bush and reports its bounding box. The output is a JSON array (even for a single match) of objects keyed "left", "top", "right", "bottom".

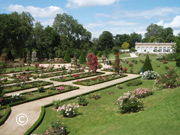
[
  {"left": 154, "top": 67, "right": 180, "bottom": 90},
  {"left": 57, "top": 103, "right": 79, "bottom": 118},
  {"left": 132, "top": 88, "right": 153, "bottom": 98},
  {"left": 56, "top": 87, "right": 65, "bottom": 92},
  {"left": 117, "top": 91, "right": 144, "bottom": 114}
]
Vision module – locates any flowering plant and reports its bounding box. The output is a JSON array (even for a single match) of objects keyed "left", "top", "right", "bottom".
[
  {"left": 128, "top": 63, "right": 134, "bottom": 67},
  {"left": 48, "top": 120, "right": 68, "bottom": 134},
  {"left": 154, "top": 67, "right": 180, "bottom": 90},
  {"left": 116, "top": 84, "right": 123, "bottom": 89},
  {"left": 87, "top": 53, "right": 98, "bottom": 73},
  {"left": 163, "top": 60, "right": 168, "bottom": 64},
  {"left": 88, "top": 93, "right": 101, "bottom": 100},
  {"left": 56, "top": 87, "right": 65, "bottom": 92},
  {"left": 132, "top": 88, "right": 153, "bottom": 98},
  {"left": 74, "top": 74, "right": 79, "bottom": 78},
  {"left": 34, "top": 62, "right": 39, "bottom": 69},
  {"left": 113, "top": 53, "right": 120, "bottom": 74},
  {"left": 117, "top": 92, "right": 144, "bottom": 113},
  {"left": 57, "top": 103, "right": 79, "bottom": 117},
  {"left": 142, "top": 70, "right": 159, "bottom": 80}
]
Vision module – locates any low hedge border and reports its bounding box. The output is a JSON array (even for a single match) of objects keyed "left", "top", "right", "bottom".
[
  {"left": 0, "top": 105, "right": 11, "bottom": 126},
  {"left": 50, "top": 72, "right": 105, "bottom": 82},
  {"left": 24, "top": 76, "right": 141, "bottom": 135},
  {"left": 0, "top": 85, "right": 79, "bottom": 126},
  {"left": 101, "top": 69, "right": 139, "bottom": 75},
  {"left": 4, "top": 81, "right": 53, "bottom": 93},
  {"left": 9, "top": 86, "right": 79, "bottom": 107},
  {"left": 3, "top": 79, "right": 32, "bottom": 85},
  {"left": 73, "top": 74, "right": 128, "bottom": 86}
]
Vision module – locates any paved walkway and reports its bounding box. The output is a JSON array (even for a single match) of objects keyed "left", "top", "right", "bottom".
[{"left": 0, "top": 54, "right": 139, "bottom": 135}]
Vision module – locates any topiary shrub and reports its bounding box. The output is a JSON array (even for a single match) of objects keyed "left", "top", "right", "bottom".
[
  {"left": 79, "top": 51, "right": 86, "bottom": 64},
  {"left": 64, "top": 50, "right": 71, "bottom": 63},
  {"left": 142, "top": 55, "right": 153, "bottom": 72}
]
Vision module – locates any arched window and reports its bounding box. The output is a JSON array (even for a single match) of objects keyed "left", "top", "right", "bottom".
[
  {"left": 150, "top": 47, "right": 153, "bottom": 53},
  {"left": 146, "top": 47, "right": 149, "bottom": 53},
  {"left": 163, "top": 47, "right": 166, "bottom": 52},
  {"left": 167, "top": 47, "right": 170, "bottom": 52},
  {"left": 154, "top": 47, "right": 157, "bottom": 52},
  {"left": 137, "top": 47, "right": 140, "bottom": 53},
  {"left": 142, "top": 47, "right": 145, "bottom": 53},
  {"left": 159, "top": 47, "right": 162, "bottom": 52}
]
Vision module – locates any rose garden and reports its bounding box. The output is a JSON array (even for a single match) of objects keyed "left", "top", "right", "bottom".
[
  {"left": 0, "top": 50, "right": 180, "bottom": 135},
  {"left": 1, "top": 11, "right": 180, "bottom": 135}
]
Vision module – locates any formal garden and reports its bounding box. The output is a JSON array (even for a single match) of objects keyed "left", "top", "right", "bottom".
[{"left": 1, "top": 11, "right": 180, "bottom": 135}]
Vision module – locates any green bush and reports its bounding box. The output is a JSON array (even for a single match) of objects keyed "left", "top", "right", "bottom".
[
  {"left": 117, "top": 91, "right": 144, "bottom": 114},
  {"left": 64, "top": 50, "right": 71, "bottom": 63},
  {"left": 126, "top": 80, "right": 142, "bottom": 86},
  {"left": 142, "top": 55, "right": 153, "bottom": 72},
  {"left": 176, "top": 54, "right": 180, "bottom": 67},
  {"left": 77, "top": 96, "right": 88, "bottom": 106},
  {"left": 79, "top": 51, "right": 86, "bottom": 64}
]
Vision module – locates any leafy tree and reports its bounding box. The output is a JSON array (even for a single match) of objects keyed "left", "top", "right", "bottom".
[
  {"left": 149, "top": 36, "right": 156, "bottom": 43},
  {"left": 103, "top": 48, "right": 110, "bottom": 59},
  {"left": 114, "top": 34, "right": 130, "bottom": 47},
  {"left": 112, "top": 46, "right": 120, "bottom": 54},
  {"left": 129, "top": 32, "right": 142, "bottom": 48},
  {"left": 166, "top": 34, "right": 175, "bottom": 42},
  {"left": 142, "top": 55, "right": 153, "bottom": 72},
  {"left": 64, "top": 50, "right": 71, "bottom": 63},
  {"left": 122, "top": 42, "right": 130, "bottom": 49},
  {"left": 145, "top": 24, "right": 163, "bottom": 39},
  {"left": 99, "top": 31, "right": 114, "bottom": 50}
]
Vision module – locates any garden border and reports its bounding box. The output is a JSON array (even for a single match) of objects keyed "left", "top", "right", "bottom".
[
  {"left": 24, "top": 76, "right": 141, "bottom": 134},
  {"left": 0, "top": 105, "right": 11, "bottom": 125}
]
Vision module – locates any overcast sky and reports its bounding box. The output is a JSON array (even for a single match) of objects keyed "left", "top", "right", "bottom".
[{"left": 1, "top": 0, "right": 180, "bottom": 38}]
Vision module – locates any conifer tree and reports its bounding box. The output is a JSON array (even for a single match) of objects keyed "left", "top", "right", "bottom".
[
  {"left": 142, "top": 55, "right": 153, "bottom": 72},
  {"left": 64, "top": 50, "right": 71, "bottom": 63},
  {"left": 79, "top": 51, "right": 86, "bottom": 64}
]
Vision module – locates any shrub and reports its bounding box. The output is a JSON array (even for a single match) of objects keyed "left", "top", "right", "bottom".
[
  {"left": 165, "top": 66, "right": 169, "bottom": 70},
  {"left": 57, "top": 103, "right": 79, "bottom": 118},
  {"left": 142, "top": 70, "right": 159, "bottom": 80},
  {"left": 50, "top": 85, "right": 56, "bottom": 90},
  {"left": 74, "top": 74, "right": 79, "bottom": 78},
  {"left": 142, "top": 55, "right": 153, "bottom": 72},
  {"left": 79, "top": 51, "right": 86, "bottom": 64},
  {"left": 132, "top": 88, "right": 153, "bottom": 98},
  {"left": 154, "top": 67, "right": 180, "bottom": 90},
  {"left": 163, "top": 60, "right": 168, "bottom": 64},
  {"left": 87, "top": 53, "right": 98, "bottom": 73},
  {"left": 88, "top": 93, "right": 101, "bottom": 100},
  {"left": 113, "top": 53, "right": 120, "bottom": 74},
  {"left": 117, "top": 92, "right": 144, "bottom": 114},
  {"left": 126, "top": 80, "right": 142, "bottom": 86},
  {"left": 34, "top": 62, "right": 39, "bottom": 69},
  {"left": 38, "top": 86, "right": 44, "bottom": 92},
  {"left": 77, "top": 96, "right": 88, "bottom": 106},
  {"left": 53, "top": 100, "right": 62, "bottom": 109},
  {"left": 46, "top": 120, "right": 68, "bottom": 135},
  {"left": 56, "top": 87, "right": 65, "bottom": 92},
  {"left": 116, "top": 84, "right": 123, "bottom": 89},
  {"left": 64, "top": 50, "right": 71, "bottom": 63},
  {"left": 128, "top": 63, "right": 133, "bottom": 67},
  {"left": 176, "top": 54, "right": 180, "bottom": 67}
]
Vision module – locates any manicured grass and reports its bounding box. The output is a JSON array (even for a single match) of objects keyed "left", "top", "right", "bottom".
[
  {"left": 33, "top": 79, "right": 180, "bottom": 135},
  {"left": 99, "top": 53, "right": 131, "bottom": 60},
  {"left": 111, "top": 55, "right": 180, "bottom": 75}
]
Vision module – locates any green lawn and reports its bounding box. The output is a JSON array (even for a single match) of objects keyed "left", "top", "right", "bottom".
[
  {"left": 33, "top": 79, "right": 180, "bottom": 135},
  {"left": 99, "top": 53, "right": 131, "bottom": 60}
]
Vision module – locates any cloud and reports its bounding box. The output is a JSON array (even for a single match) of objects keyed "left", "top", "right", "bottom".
[
  {"left": 66, "top": 0, "right": 118, "bottom": 8},
  {"left": 96, "top": 7, "right": 180, "bottom": 19},
  {"left": 156, "top": 16, "right": 180, "bottom": 35},
  {"left": 7, "top": 4, "right": 65, "bottom": 18}
]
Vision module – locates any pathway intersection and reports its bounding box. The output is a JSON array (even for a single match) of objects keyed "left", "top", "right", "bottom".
[{"left": 0, "top": 53, "right": 139, "bottom": 135}]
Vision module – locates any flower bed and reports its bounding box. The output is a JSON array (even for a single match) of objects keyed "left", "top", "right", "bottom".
[
  {"left": 38, "top": 69, "right": 84, "bottom": 78},
  {"left": 132, "top": 88, "right": 153, "bottom": 98},
  {"left": 2, "top": 85, "right": 79, "bottom": 106},
  {"left": 3, "top": 81, "right": 53, "bottom": 93},
  {"left": 50, "top": 72, "right": 105, "bottom": 82},
  {"left": 73, "top": 74, "right": 127, "bottom": 86}
]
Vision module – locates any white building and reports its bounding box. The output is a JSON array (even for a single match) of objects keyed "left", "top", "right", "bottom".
[{"left": 135, "top": 42, "right": 176, "bottom": 53}]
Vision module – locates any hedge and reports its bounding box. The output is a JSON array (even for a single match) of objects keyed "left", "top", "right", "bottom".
[{"left": 0, "top": 105, "right": 11, "bottom": 125}]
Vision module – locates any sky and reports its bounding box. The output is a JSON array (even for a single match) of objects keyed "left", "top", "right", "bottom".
[{"left": 1, "top": 0, "right": 180, "bottom": 38}]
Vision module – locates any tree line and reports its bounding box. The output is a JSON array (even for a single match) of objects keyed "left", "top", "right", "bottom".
[{"left": 0, "top": 12, "right": 178, "bottom": 60}]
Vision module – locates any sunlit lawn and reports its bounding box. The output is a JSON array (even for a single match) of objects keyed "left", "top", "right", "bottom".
[{"left": 33, "top": 79, "right": 180, "bottom": 135}]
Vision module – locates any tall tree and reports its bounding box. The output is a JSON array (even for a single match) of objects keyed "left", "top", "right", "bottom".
[
  {"left": 99, "top": 31, "right": 114, "bottom": 50},
  {"left": 129, "top": 32, "right": 142, "bottom": 48},
  {"left": 145, "top": 24, "right": 163, "bottom": 39}
]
